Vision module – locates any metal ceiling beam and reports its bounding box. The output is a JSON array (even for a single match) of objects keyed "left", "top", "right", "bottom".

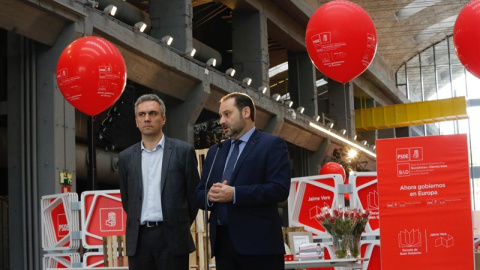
[
  {"left": 0, "top": 0, "right": 77, "bottom": 46},
  {"left": 8, "top": 0, "right": 376, "bottom": 163},
  {"left": 218, "top": 0, "right": 307, "bottom": 52}
]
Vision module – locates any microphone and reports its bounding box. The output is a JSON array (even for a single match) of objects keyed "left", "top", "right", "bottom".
[{"left": 204, "top": 142, "right": 222, "bottom": 270}]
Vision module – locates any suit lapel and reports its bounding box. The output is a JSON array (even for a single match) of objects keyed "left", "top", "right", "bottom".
[
  {"left": 161, "top": 136, "right": 172, "bottom": 193},
  {"left": 229, "top": 130, "right": 260, "bottom": 185},
  {"left": 213, "top": 140, "right": 231, "bottom": 184},
  {"left": 133, "top": 142, "right": 143, "bottom": 194}
]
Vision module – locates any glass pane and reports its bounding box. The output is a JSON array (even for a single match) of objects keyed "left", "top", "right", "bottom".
[
  {"left": 410, "top": 124, "right": 425, "bottom": 136},
  {"left": 421, "top": 48, "right": 436, "bottom": 101},
  {"left": 474, "top": 178, "right": 480, "bottom": 210},
  {"left": 426, "top": 123, "right": 439, "bottom": 135},
  {"left": 408, "top": 67, "right": 422, "bottom": 101},
  {"left": 458, "top": 118, "right": 469, "bottom": 134},
  {"left": 407, "top": 55, "right": 422, "bottom": 102},
  {"left": 434, "top": 39, "right": 449, "bottom": 66},
  {"left": 397, "top": 64, "right": 406, "bottom": 84},
  {"left": 398, "top": 85, "right": 407, "bottom": 97},
  {"left": 469, "top": 106, "right": 480, "bottom": 166},
  {"left": 437, "top": 65, "right": 452, "bottom": 99},
  {"left": 439, "top": 120, "right": 455, "bottom": 135},
  {"left": 449, "top": 36, "right": 462, "bottom": 67},
  {"left": 466, "top": 72, "right": 480, "bottom": 99},
  {"left": 451, "top": 65, "right": 466, "bottom": 97}
]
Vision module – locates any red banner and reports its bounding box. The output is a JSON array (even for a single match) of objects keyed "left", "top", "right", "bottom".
[
  {"left": 81, "top": 190, "right": 126, "bottom": 248},
  {"left": 376, "top": 134, "right": 473, "bottom": 269}
]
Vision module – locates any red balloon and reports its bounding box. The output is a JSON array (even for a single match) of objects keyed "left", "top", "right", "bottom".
[
  {"left": 320, "top": 162, "right": 349, "bottom": 200},
  {"left": 56, "top": 36, "right": 127, "bottom": 116},
  {"left": 319, "top": 162, "right": 346, "bottom": 181},
  {"left": 305, "top": 0, "right": 377, "bottom": 83},
  {"left": 454, "top": 0, "right": 480, "bottom": 79}
]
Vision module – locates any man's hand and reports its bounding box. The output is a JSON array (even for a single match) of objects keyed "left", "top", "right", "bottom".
[{"left": 208, "top": 180, "right": 234, "bottom": 203}]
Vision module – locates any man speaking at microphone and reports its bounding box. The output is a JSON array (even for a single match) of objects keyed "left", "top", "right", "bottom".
[{"left": 194, "top": 92, "right": 291, "bottom": 270}]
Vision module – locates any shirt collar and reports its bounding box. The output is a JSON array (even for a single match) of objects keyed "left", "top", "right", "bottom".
[
  {"left": 141, "top": 134, "right": 165, "bottom": 152},
  {"left": 234, "top": 126, "right": 255, "bottom": 145}
]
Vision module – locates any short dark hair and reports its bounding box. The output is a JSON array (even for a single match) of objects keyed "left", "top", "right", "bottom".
[
  {"left": 134, "top": 94, "right": 166, "bottom": 117},
  {"left": 220, "top": 92, "right": 255, "bottom": 122}
]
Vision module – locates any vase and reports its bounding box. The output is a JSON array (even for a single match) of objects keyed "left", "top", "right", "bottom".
[
  {"left": 331, "top": 234, "right": 352, "bottom": 259},
  {"left": 349, "top": 234, "right": 362, "bottom": 258}
]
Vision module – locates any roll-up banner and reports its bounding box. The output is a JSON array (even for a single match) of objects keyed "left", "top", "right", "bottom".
[{"left": 376, "top": 134, "right": 473, "bottom": 269}]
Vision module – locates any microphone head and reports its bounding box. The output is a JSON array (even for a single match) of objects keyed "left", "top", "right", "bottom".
[{"left": 217, "top": 142, "right": 222, "bottom": 148}]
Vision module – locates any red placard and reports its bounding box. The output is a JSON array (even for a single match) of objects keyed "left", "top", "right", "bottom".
[
  {"left": 297, "top": 179, "right": 336, "bottom": 233},
  {"left": 377, "top": 134, "right": 473, "bottom": 269},
  {"left": 53, "top": 257, "right": 69, "bottom": 268},
  {"left": 350, "top": 172, "right": 380, "bottom": 234},
  {"left": 289, "top": 175, "right": 343, "bottom": 236},
  {"left": 43, "top": 254, "right": 80, "bottom": 269},
  {"left": 50, "top": 201, "right": 70, "bottom": 246},
  {"left": 82, "top": 190, "right": 127, "bottom": 248},
  {"left": 84, "top": 252, "right": 105, "bottom": 268},
  {"left": 361, "top": 240, "right": 381, "bottom": 270}
]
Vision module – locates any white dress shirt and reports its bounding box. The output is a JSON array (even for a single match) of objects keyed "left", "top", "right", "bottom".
[{"left": 140, "top": 135, "right": 165, "bottom": 224}]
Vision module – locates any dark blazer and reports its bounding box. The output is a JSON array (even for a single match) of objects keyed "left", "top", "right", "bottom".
[
  {"left": 194, "top": 129, "right": 291, "bottom": 256},
  {"left": 118, "top": 136, "right": 200, "bottom": 256}
]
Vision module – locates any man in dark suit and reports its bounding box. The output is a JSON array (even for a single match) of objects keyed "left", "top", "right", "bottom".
[
  {"left": 194, "top": 92, "right": 291, "bottom": 270},
  {"left": 118, "top": 94, "right": 200, "bottom": 270}
]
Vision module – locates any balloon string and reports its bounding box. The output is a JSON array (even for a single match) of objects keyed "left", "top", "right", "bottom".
[
  {"left": 63, "top": 100, "right": 67, "bottom": 171},
  {"left": 343, "top": 82, "right": 348, "bottom": 138}
]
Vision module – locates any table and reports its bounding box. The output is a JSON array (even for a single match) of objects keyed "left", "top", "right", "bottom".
[
  {"left": 47, "top": 268, "right": 128, "bottom": 270},
  {"left": 48, "top": 259, "right": 362, "bottom": 270},
  {"left": 285, "top": 258, "right": 361, "bottom": 269}
]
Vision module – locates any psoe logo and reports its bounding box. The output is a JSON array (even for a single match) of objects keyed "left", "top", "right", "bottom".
[
  {"left": 397, "top": 163, "right": 410, "bottom": 177},
  {"left": 410, "top": 147, "right": 423, "bottom": 161},
  {"left": 100, "top": 207, "right": 124, "bottom": 232},
  {"left": 396, "top": 148, "right": 410, "bottom": 162},
  {"left": 57, "top": 213, "right": 69, "bottom": 237}
]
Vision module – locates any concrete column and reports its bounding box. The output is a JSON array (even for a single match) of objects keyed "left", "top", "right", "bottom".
[
  {"left": 231, "top": 10, "right": 269, "bottom": 91},
  {"left": 328, "top": 80, "right": 355, "bottom": 138},
  {"left": 7, "top": 31, "right": 29, "bottom": 270},
  {"left": 8, "top": 24, "right": 77, "bottom": 270},
  {"left": 164, "top": 82, "right": 211, "bottom": 145},
  {"left": 149, "top": 0, "right": 193, "bottom": 53},
  {"left": 37, "top": 26, "right": 78, "bottom": 194},
  {"left": 263, "top": 114, "right": 285, "bottom": 136},
  {"left": 287, "top": 52, "right": 317, "bottom": 117},
  {"left": 308, "top": 139, "right": 330, "bottom": 176}
]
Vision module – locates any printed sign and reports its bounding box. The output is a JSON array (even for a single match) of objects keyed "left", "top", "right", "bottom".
[
  {"left": 50, "top": 203, "right": 69, "bottom": 243},
  {"left": 100, "top": 207, "right": 125, "bottom": 232},
  {"left": 377, "top": 134, "right": 473, "bottom": 269},
  {"left": 289, "top": 175, "right": 343, "bottom": 236},
  {"left": 350, "top": 172, "right": 379, "bottom": 234},
  {"left": 361, "top": 240, "right": 381, "bottom": 270},
  {"left": 41, "top": 193, "right": 80, "bottom": 250},
  {"left": 81, "top": 190, "right": 127, "bottom": 248}
]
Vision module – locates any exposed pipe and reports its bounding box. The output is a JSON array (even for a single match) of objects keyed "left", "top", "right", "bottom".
[
  {"left": 95, "top": 0, "right": 222, "bottom": 66},
  {"left": 96, "top": 0, "right": 152, "bottom": 32},
  {"left": 76, "top": 144, "right": 120, "bottom": 185},
  {"left": 192, "top": 38, "right": 222, "bottom": 65},
  {"left": 0, "top": 125, "right": 120, "bottom": 184}
]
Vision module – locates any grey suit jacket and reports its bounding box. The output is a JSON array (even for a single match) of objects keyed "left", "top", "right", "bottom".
[{"left": 118, "top": 136, "right": 200, "bottom": 256}]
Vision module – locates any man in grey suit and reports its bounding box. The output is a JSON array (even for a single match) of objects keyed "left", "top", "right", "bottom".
[{"left": 118, "top": 94, "right": 200, "bottom": 270}]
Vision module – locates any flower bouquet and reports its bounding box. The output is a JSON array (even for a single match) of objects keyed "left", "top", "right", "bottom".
[{"left": 316, "top": 207, "right": 370, "bottom": 258}]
